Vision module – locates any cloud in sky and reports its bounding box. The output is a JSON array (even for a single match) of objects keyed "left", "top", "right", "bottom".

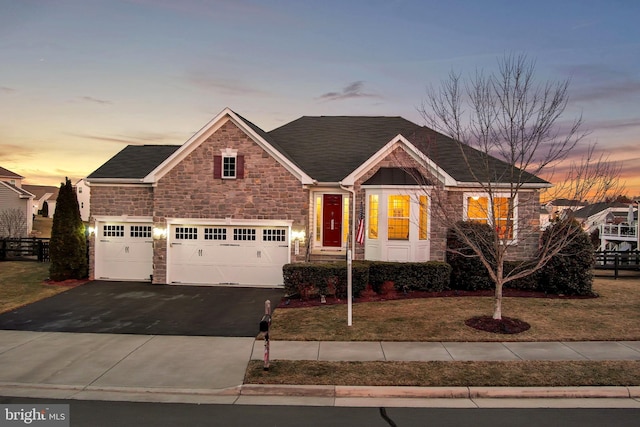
[
  {"left": 587, "top": 118, "right": 640, "bottom": 132},
  {"left": 186, "top": 71, "right": 269, "bottom": 96},
  {"left": 571, "top": 80, "right": 640, "bottom": 103},
  {"left": 0, "top": 144, "right": 36, "bottom": 162},
  {"left": 67, "top": 131, "right": 185, "bottom": 146},
  {"left": 126, "top": 0, "right": 276, "bottom": 21},
  {"left": 1, "top": 86, "right": 16, "bottom": 94},
  {"left": 319, "top": 81, "right": 379, "bottom": 101},
  {"left": 75, "top": 96, "right": 112, "bottom": 105}
]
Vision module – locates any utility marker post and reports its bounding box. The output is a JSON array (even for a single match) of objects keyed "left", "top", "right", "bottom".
[
  {"left": 259, "top": 300, "right": 272, "bottom": 370},
  {"left": 347, "top": 248, "right": 352, "bottom": 326}
]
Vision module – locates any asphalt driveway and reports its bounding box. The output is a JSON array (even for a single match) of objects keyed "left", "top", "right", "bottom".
[{"left": 0, "top": 281, "right": 283, "bottom": 337}]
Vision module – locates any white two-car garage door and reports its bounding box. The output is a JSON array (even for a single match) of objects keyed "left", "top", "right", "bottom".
[
  {"left": 94, "top": 221, "right": 153, "bottom": 281},
  {"left": 167, "top": 223, "right": 290, "bottom": 287}
]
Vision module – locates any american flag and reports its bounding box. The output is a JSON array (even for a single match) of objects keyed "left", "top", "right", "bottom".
[{"left": 356, "top": 201, "right": 365, "bottom": 245}]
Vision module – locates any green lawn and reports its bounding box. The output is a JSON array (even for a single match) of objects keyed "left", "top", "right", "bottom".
[
  {"left": 270, "top": 276, "right": 640, "bottom": 342},
  {"left": 0, "top": 261, "right": 71, "bottom": 313}
]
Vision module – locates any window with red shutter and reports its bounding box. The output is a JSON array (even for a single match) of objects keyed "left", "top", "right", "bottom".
[
  {"left": 214, "top": 152, "right": 243, "bottom": 179},
  {"left": 236, "top": 155, "right": 244, "bottom": 179},
  {"left": 213, "top": 155, "right": 222, "bottom": 179}
]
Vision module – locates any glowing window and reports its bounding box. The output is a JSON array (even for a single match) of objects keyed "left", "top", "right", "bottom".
[
  {"left": 419, "top": 195, "right": 428, "bottom": 240},
  {"left": 467, "top": 196, "right": 489, "bottom": 223},
  {"left": 466, "top": 195, "right": 514, "bottom": 239},
  {"left": 315, "top": 196, "right": 322, "bottom": 241},
  {"left": 388, "top": 195, "right": 410, "bottom": 240},
  {"left": 342, "top": 197, "right": 350, "bottom": 245},
  {"left": 493, "top": 197, "right": 514, "bottom": 239},
  {"left": 368, "top": 195, "right": 378, "bottom": 239}
]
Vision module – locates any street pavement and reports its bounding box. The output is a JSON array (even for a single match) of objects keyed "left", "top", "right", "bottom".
[{"left": 1, "top": 330, "right": 639, "bottom": 408}]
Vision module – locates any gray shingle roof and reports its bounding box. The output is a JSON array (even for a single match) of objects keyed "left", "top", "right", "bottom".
[
  {"left": 268, "top": 116, "right": 423, "bottom": 182},
  {"left": 363, "top": 167, "right": 431, "bottom": 186},
  {"left": 88, "top": 145, "right": 180, "bottom": 180},
  {"left": 87, "top": 113, "right": 548, "bottom": 187},
  {"left": 267, "top": 116, "right": 548, "bottom": 185},
  {"left": 573, "top": 202, "right": 629, "bottom": 219}
]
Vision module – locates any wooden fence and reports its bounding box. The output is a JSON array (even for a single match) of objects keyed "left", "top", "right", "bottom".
[
  {"left": 0, "top": 238, "right": 50, "bottom": 262},
  {"left": 594, "top": 250, "right": 640, "bottom": 279}
]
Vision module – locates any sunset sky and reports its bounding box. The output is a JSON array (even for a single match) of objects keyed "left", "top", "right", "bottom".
[{"left": 2, "top": 0, "right": 639, "bottom": 197}]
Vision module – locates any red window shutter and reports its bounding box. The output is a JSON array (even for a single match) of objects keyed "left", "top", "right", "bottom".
[
  {"left": 237, "top": 155, "right": 245, "bottom": 179},
  {"left": 213, "top": 155, "right": 222, "bottom": 179}
]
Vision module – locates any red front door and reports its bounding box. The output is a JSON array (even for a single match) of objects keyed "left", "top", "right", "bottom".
[{"left": 322, "top": 194, "right": 342, "bottom": 247}]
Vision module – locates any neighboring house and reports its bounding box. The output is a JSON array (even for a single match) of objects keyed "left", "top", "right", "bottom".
[
  {"left": 0, "top": 166, "right": 34, "bottom": 237},
  {"left": 573, "top": 202, "right": 631, "bottom": 233},
  {"left": 574, "top": 202, "right": 638, "bottom": 251},
  {"left": 86, "top": 108, "right": 549, "bottom": 286},
  {"left": 22, "top": 185, "right": 59, "bottom": 218},
  {"left": 540, "top": 198, "right": 587, "bottom": 229},
  {"left": 75, "top": 178, "right": 91, "bottom": 222}
]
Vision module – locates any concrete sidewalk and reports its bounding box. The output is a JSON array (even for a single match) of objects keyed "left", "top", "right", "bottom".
[
  {"left": 1, "top": 330, "right": 639, "bottom": 408},
  {"left": 250, "top": 340, "right": 640, "bottom": 362}
]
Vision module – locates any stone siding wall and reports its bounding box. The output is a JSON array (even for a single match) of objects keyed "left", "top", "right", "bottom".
[
  {"left": 87, "top": 185, "right": 154, "bottom": 279},
  {"left": 152, "top": 119, "right": 308, "bottom": 282}
]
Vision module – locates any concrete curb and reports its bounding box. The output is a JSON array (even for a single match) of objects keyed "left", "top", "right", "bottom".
[
  {"left": 1, "top": 382, "right": 639, "bottom": 402},
  {"left": 239, "top": 384, "right": 640, "bottom": 400}
]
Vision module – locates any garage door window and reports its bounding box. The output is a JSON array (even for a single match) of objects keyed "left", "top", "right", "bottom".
[
  {"left": 234, "top": 228, "right": 256, "bottom": 241},
  {"left": 131, "top": 225, "right": 151, "bottom": 238},
  {"left": 175, "top": 227, "right": 198, "bottom": 240},
  {"left": 205, "top": 227, "right": 227, "bottom": 240},
  {"left": 104, "top": 225, "right": 124, "bottom": 237},
  {"left": 263, "top": 229, "right": 286, "bottom": 242}
]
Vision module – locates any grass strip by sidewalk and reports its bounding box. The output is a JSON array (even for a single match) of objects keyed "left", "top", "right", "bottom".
[{"left": 245, "top": 360, "right": 640, "bottom": 387}]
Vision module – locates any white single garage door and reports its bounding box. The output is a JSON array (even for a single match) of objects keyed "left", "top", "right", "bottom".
[
  {"left": 95, "top": 222, "right": 153, "bottom": 281},
  {"left": 167, "top": 224, "right": 289, "bottom": 286}
]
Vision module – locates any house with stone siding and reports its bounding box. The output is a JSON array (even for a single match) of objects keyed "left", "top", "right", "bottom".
[{"left": 86, "top": 108, "right": 549, "bottom": 286}]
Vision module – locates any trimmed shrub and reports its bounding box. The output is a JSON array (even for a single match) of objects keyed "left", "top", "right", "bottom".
[
  {"left": 282, "top": 262, "right": 369, "bottom": 300},
  {"left": 503, "top": 261, "right": 541, "bottom": 291},
  {"left": 538, "top": 219, "right": 595, "bottom": 295},
  {"left": 446, "top": 221, "right": 496, "bottom": 291},
  {"left": 368, "top": 261, "right": 451, "bottom": 293}
]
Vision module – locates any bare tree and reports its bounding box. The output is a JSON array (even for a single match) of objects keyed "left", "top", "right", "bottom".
[
  {"left": 419, "top": 54, "right": 620, "bottom": 320},
  {"left": 0, "top": 208, "right": 28, "bottom": 238}
]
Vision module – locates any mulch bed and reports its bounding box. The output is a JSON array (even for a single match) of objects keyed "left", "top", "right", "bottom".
[
  {"left": 278, "top": 287, "right": 596, "bottom": 309},
  {"left": 465, "top": 315, "right": 531, "bottom": 334}
]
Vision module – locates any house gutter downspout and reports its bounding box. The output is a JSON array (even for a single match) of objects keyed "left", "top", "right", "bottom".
[{"left": 340, "top": 183, "right": 356, "bottom": 327}]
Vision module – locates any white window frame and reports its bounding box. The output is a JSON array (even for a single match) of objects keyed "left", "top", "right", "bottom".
[
  {"left": 463, "top": 192, "right": 518, "bottom": 242},
  {"left": 221, "top": 148, "right": 237, "bottom": 179}
]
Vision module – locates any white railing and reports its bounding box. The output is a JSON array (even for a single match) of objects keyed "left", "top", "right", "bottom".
[{"left": 599, "top": 223, "right": 637, "bottom": 239}]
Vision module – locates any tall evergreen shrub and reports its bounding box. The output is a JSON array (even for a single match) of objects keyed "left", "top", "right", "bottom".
[{"left": 49, "top": 178, "right": 87, "bottom": 281}]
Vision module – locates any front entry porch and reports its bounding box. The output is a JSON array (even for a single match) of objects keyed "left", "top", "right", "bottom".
[{"left": 309, "top": 192, "right": 350, "bottom": 260}]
